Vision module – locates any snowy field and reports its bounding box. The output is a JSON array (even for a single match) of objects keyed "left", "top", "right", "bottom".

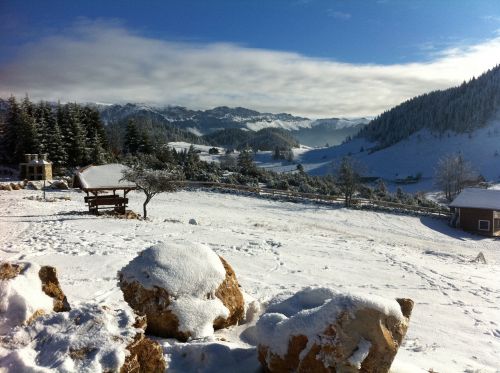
[{"left": 1, "top": 188, "right": 499, "bottom": 372}]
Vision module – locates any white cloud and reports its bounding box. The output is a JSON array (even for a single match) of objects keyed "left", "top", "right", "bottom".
[{"left": 1, "top": 20, "right": 499, "bottom": 118}]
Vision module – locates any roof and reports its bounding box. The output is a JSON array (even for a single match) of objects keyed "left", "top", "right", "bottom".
[
  {"left": 449, "top": 188, "right": 500, "bottom": 210},
  {"left": 76, "top": 163, "right": 136, "bottom": 190}
]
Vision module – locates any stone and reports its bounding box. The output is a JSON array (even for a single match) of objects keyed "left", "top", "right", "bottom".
[
  {"left": 0, "top": 262, "right": 23, "bottom": 280},
  {"left": 10, "top": 182, "right": 21, "bottom": 190},
  {"left": 257, "top": 289, "right": 413, "bottom": 373},
  {"left": 0, "top": 183, "right": 12, "bottom": 191},
  {"left": 27, "top": 181, "right": 42, "bottom": 190},
  {"left": 119, "top": 249, "right": 244, "bottom": 341},
  {"left": 214, "top": 256, "right": 245, "bottom": 329},
  {"left": 38, "top": 266, "right": 71, "bottom": 312},
  {"left": 121, "top": 316, "right": 167, "bottom": 373},
  {"left": 188, "top": 218, "right": 198, "bottom": 225},
  {"left": 0, "top": 262, "right": 56, "bottom": 332},
  {"left": 51, "top": 179, "right": 69, "bottom": 189}
]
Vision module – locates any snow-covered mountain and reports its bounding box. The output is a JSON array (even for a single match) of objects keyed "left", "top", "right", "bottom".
[
  {"left": 259, "top": 65, "right": 500, "bottom": 191},
  {"left": 96, "top": 103, "right": 369, "bottom": 147}
]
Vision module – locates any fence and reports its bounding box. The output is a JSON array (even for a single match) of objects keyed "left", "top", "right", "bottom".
[{"left": 179, "top": 181, "right": 451, "bottom": 218}]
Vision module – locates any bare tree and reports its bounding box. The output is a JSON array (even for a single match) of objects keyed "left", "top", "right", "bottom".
[
  {"left": 122, "top": 165, "right": 184, "bottom": 219},
  {"left": 435, "top": 153, "right": 478, "bottom": 201},
  {"left": 336, "top": 156, "right": 361, "bottom": 207}
]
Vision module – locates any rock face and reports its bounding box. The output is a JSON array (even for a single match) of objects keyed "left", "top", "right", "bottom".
[
  {"left": 256, "top": 288, "right": 413, "bottom": 373},
  {"left": 118, "top": 242, "right": 244, "bottom": 341},
  {"left": 38, "top": 266, "right": 71, "bottom": 312}
]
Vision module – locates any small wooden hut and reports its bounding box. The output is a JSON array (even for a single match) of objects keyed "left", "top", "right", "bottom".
[
  {"left": 449, "top": 188, "right": 500, "bottom": 237},
  {"left": 75, "top": 164, "right": 136, "bottom": 214}
]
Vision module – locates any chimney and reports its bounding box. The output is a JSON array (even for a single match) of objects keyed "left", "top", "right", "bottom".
[
  {"left": 40, "top": 153, "right": 48, "bottom": 161},
  {"left": 32, "top": 154, "right": 39, "bottom": 162},
  {"left": 25, "top": 154, "right": 31, "bottom": 162}
]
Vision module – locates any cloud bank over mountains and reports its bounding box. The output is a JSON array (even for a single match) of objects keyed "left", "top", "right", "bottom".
[{"left": 1, "top": 20, "right": 499, "bottom": 118}]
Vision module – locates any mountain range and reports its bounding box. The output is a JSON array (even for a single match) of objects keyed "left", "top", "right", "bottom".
[{"left": 96, "top": 103, "right": 369, "bottom": 148}]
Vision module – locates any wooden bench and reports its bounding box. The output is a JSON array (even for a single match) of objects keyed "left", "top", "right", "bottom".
[{"left": 87, "top": 196, "right": 128, "bottom": 214}]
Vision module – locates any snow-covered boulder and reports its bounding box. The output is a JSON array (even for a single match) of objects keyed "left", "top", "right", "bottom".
[
  {"left": 0, "top": 183, "right": 12, "bottom": 191},
  {"left": 118, "top": 241, "right": 245, "bottom": 341},
  {"left": 0, "top": 262, "right": 70, "bottom": 334},
  {"left": 9, "top": 182, "right": 22, "bottom": 191},
  {"left": 255, "top": 287, "right": 413, "bottom": 373},
  {"left": 51, "top": 179, "right": 69, "bottom": 190},
  {"left": 0, "top": 304, "right": 166, "bottom": 372},
  {"left": 26, "top": 180, "right": 43, "bottom": 190}
]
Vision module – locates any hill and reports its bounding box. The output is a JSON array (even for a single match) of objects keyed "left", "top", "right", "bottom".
[{"left": 357, "top": 64, "right": 500, "bottom": 151}]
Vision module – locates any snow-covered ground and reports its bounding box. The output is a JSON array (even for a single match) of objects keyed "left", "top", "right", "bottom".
[{"left": 1, "top": 188, "right": 499, "bottom": 372}]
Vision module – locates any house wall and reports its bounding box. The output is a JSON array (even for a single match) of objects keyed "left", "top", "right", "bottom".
[{"left": 459, "top": 208, "right": 493, "bottom": 236}]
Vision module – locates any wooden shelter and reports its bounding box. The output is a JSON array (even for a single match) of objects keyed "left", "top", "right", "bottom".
[
  {"left": 449, "top": 188, "right": 500, "bottom": 237},
  {"left": 75, "top": 164, "right": 136, "bottom": 214}
]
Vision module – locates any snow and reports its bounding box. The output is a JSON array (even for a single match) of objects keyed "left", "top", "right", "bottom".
[
  {"left": 249, "top": 116, "right": 500, "bottom": 193},
  {"left": 0, "top": 262, "right": 54, "bottom": 334},
  {"left": 255, "top": 287, "right": 403, "bottom": 358},
  {"left": 76, "top": 163, "right": 136, "bottom": 190},
  {"left": 348, "top": 338, "right": 372, "bottom": 369},
  {"left": 0, "top": 304, "right": 137, "bottom": 372},
  {"left": 1, "top": 188, "right": 500, "bottom": 372},
  {"left": 449, "top": 188, "right": 500, "bottom": 210},
  {"left": 120, "top": 242, "right": 229, "bottom": 339}
]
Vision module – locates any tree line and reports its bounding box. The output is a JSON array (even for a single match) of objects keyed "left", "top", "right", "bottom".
[
  {"left": 0, "top": 96, "right": 110, "bottom": 170},
  {"left": 358, "top": 64, "right": 500, "bottom": 150}
]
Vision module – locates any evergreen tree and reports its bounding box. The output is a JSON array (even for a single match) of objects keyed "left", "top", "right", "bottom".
[
  {"left": 124, "top": 120, "right": 140, "bottom": 154},
  {"left": 46, "top": 121, "right": 67, "bottom": 170},
  {"left": 237, "top": 148, "right": 257, "bottom": 176},
  {"left": 64, "top": 104, "right": 87, "bottom": 166}
]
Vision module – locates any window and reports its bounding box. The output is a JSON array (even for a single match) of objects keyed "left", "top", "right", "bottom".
[
  {"left": 494, "top": 219, "right": 500, "bottom": 230},
  {"left": 478, "top": 220, "right": 490, "bottom": 231}
]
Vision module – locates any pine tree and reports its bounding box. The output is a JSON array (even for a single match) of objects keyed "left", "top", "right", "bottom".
[
  {"left": 64, "top": 104, "right": 87, "bottom": 166},
  {"left": 124, "top": 120, "right": 140, "bottom": 154}
]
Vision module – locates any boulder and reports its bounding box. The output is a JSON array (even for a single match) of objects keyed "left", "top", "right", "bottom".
[
  {"left": 121, "top": 328, "right": 166, "bottom": 373},
  {"left": 51, "top": 179, "right": 69, "bottom": 190},
  {"left": 118, "top": 242, "right": 244, "bottom": 341},
  {"left": 188, "top": 218, "right": 198, "bottom": 225},
  {"left": 9, "top": 182, "right": 22, "bottom": 190},
  {"left": 256, "top": 287, "right": 413, "bottom": 373},
  {"left": 38, "top": 265, "right": 71, "bottom": 312},
  {"left": 1, "top": 304, "right": 166, "bottom": 372},
  {"left": 0, "top": 262, "right": 57, "bottom": 333},
  {"left": 0, "top": 183, "right": 12, "bottom": 191}
]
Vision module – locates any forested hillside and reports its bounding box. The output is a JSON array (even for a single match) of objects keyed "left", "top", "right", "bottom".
[
  {"left": 0, "top": 97, "right": 109, "bottom": 169},
  {"left": 358, "top": 64, "right": 500, "bottom": 150},
  {"left": 203, "top": 127, "right": 299, "bottom": 151}
]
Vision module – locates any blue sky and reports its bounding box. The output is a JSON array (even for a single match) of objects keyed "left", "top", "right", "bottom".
[{"left": 1, "top": 1, "right": 500, "bottom": 117}]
